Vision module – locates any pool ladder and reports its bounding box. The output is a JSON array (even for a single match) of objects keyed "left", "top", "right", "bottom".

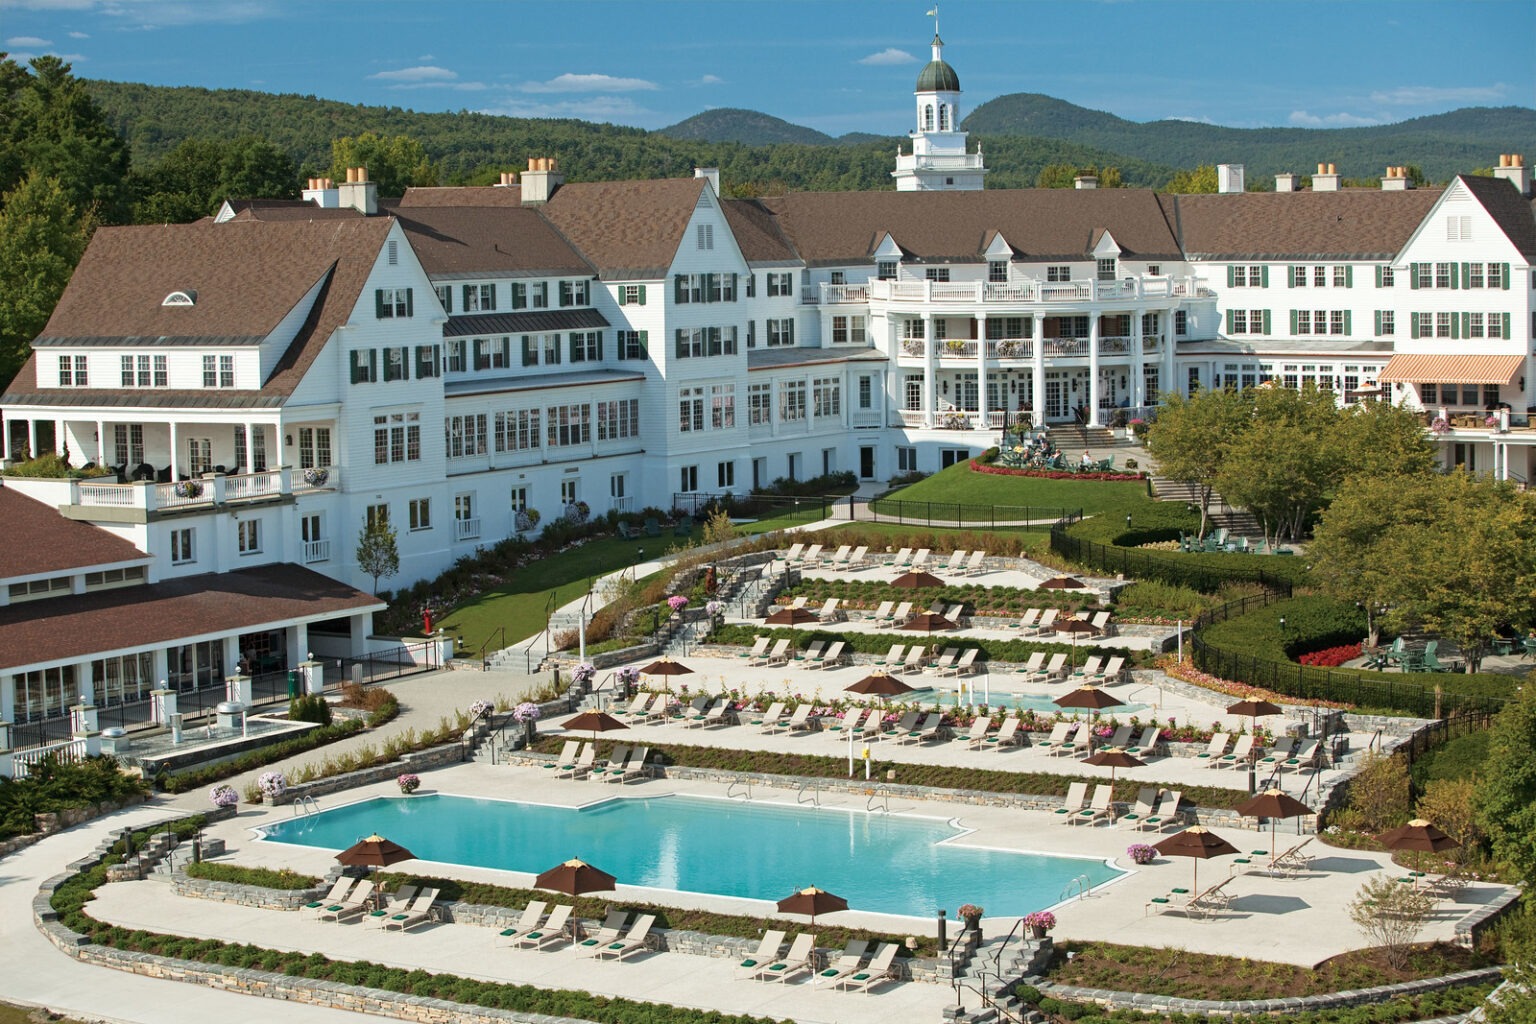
[
  {"left": 796, "top": 780, "right": 820, "bottom": 807},
  {"left": 865, "top": 787, "right": 890, "bottom": 814},
  {"left": 290, "top": 794, "right": 320, "bottom": 817},
  {"left": 726, "top": 776, "right": 753, "bottom": 801},
  {"left": 1060, "top": 873, "right": 1093, "bottom": 902}
]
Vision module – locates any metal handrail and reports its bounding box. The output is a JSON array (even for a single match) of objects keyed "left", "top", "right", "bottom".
[
  {"left": 796, "top": 779, "right": 820, "bottom": 807},
  {"left": 726, "top": 776, "right": 753, "bottom": 801},
  {"left": 478, "top": 626, "right": 506, "bottom": 669},
  {"left": 865, "top": 787, "right": 890, "bottom": 814}
]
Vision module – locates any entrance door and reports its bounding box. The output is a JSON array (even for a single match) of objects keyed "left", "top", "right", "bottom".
[
  {"left": 1045, "top": 378, "right": 1067, "bottom": 421},
  {"left": 859, "top": 446, "right": 875, "bottom": 479}
]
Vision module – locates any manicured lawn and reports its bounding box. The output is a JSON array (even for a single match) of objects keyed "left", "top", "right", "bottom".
[{"left": 877, "top": 459, "right": 1155, "bottom": 519}]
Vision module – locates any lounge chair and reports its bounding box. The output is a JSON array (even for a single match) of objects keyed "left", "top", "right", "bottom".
[
  {"left": 541, "top": 740, "right": 579, "bottom": 774},
  {"left": 1053, "top": 781, "right": 1089, "bottom": 821},
  {"left": 783, "top": 542, "right": 804, "bottom": 564},
  {"left": 816, "top": 939, "right": 871, "bottom": 985},
  {"left": 782, "top": 703, "right": 815, "bottom": 733},
  {"left": 827, "top": 707, "right": 866, "bottom": 739},
  {"left": 1196, "top": 732, "right": 1231, "bottom": 766},
  {"left": 1145, "top": 886, "right": 1194, "bottom": 916},
  {"left": 1069, "top": 724, "right": 1095, "bottom": 757},
  {"left": 1041, "top": 652, "right": 1069, "bottom": 679},
  {"left": 554, "top": 744, "right": 596, "bottom": 779},
  {"left": 512, "top": 903, "right": 573, "bottom": 949},
  {"left": 735, "top": 929, "right": 788, "bottom": 980},
  {"left": 683, "top": 699, "right": 728, "bottom": 728},
  {"left": 1027, "top": 608, "right": 1059, "bottom": 636},
  {"left": 765, "top": 639, "right": 792, "bottom": 666},
  {"left": 1094, "top": 656, "right": 1126, "bottom": 683},
  {"left": 1016, "top": 651, "right": 1045, "bottom": 678},
  {"left": 361, "top": 884, "right": 419, "bottom": 928},
  {"left": 756, "top": 932, "right": 816, "bottom": 983},
  {"left": 800, "top": 543, "right": 823, "bottom": 563},
  {"left": 1037, "top": 722, "right": 1073, "bottom": 756},
  {"left": 1218, "top": 734, "right": 1256, "bottom": 769},
  {"left": 318, "top": 878, "right": 375, "bottom": 923},
  {"left": 754, "top": 701, "right": 787, "bottom": 731},
  {"left": 642, "top": 696, "right": 674, "bottom": 723},
  {"left": 818, "top": 598, "right": 845, "bottom": 623},
  {"left": 592, "top": 913, "right": 656, "bottom": 960},
  {"left": 872, "top": 602, "right": 896, "bottom": 624},
  {"left": 1127, "top": 725, "right": 1163, "bottom": 758},
  {"left": 856, "top": 710, "right": 886, "bottom": 743},
  {"left": 743, "top": 636, "right": 772, "bottom": 665},
  {"left": 789, "top": 596, "right": 809, "bottom": 610},
  {"left": 888, "top": 547, "right": 914, "bottom": 569},
  {"left": 605, "top": 745, "right": 651, "bottom": 784},
  {"left": 1134, "top": 789, "right": 1183, "bottom": 832},
  {"left": 930, "top": 648, "right": 960, "bottom": 675},
  {"left": 1067, "top": 784, "right": 1115, "bottom": 826},
  {"left": 901, "top": 644, "right": 927, "bottom": 671},
  {"left": 797, "top": 640, "right": 827, "bottom": 668},
  {"left": 962, "top": 715, "right": 992, "bottom": 749},
  {"left": 1117, "top": 788, "right": 1159, "bottom": 829},
  {"left": 848, "top": 545, "right": 871, "bottom": 569},
  {"left": 495, "top": 900, "right": 548, "bottom": 946},
  {"left": 1280, "top": 739, "right": 1321, "bottom": 773},
  {"left": 644, "top": 517, "right": 662, "bottom": 537},
  {"left": 944, "top": 603, "right": 967, "bottom": 625},
  {"left": 942, "top": 550, "right": 968, "bottom": 572},
  {"left": 1091, "top": 611, "right": 1114, "bottom": 635},
  {"left": 885, "top": 711, "right": 921, "bottom": 738},
  {"left": 817, "top": 640, "right": 847, "bottom": 669},
  {"left": 1187, "top": 878, "right": 1234, "bottom": 918},
  {"left": 1102, "top": 725, "right": 1134, "bottom": 749},
  {"left": 896, "top": 713, "right": 941, "bottom": 744},
  {"left": 1256, "top": 737, "right": 1295, "bottom": 769},
  {"left": 575, "top": 910, "right": 629, "bottom": 957},
  {"left": 892, "top": 602, "right": 915, "bottom": 626},
  {"left": 1072, "top": 655, "right": 1104, "bottom": 679},
  {"left": 1014, "top": 609, "right": 1041, "bottom": 632},
  {"left": 382, "top": 887, "right": 440, "bottom": 931},
  {"left": 986, "top": 716, "right": 1023, "bottom": 750},
  {"left": 961, "top": 550, "right": 987, "bottom": 576},
  {"left": 837, "top": 942, "right": 899, "bottom": 993},
  {"left": 828, "top": 545, "right": 854, "bottom": 568},
  {"left": 305, "top": 877, "right": 358, "bottom": 917},
  {"left": 1272, "top": 837, "right": 1314, "bottom": 877},
  {"left": 911, "top": 548, "right": 932, "bottom": 568},
  {"left": 588, "top": 745, "right": 631, "bottom": 781}
]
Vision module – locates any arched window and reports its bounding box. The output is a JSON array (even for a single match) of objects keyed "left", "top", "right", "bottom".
[
  {"left": 938, "top": 105, "right": 950, "bottom": 131},
  {"left": 922, "top": 104, "right": 934, "bottom": 131}
]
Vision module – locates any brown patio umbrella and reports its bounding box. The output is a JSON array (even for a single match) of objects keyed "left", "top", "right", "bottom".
[
  {"left": 844, "top": 670, "right": 915, "bottom": 698},
  {"left": 1038, "top": 576, "right": 1089, "bottom": 590},
  {"left": 1082, "top": 746, "right": 1145, "bottom": 786},
  {"left": 1377, "top": 819, "right": 1459, "bottom": 854},
  {"left": 536, "top": 857, "right": 617, "bottom": 897},
  {"left": 1154, "top": 826, "right": 1239, "bottom": 894},
  {"left": 776, "top": 885, "right": 849, "bottom": 925},
  {"left": 1226, "top": 698, "right": 1283, "bottom": 750},
  {"left": 336, "top": 834, "right": 416, "bottom": 871},
  {"left": 1055, "top": 684, "right": 1124, "bottom": 712},
  {"left": 1055, "top": 617, "right": 1100, "bottom": 636},
  {"left": 640, "top": 657, "right": 693, "bottom": 676},
  {"left": 765, "top": 606, "right": 820, "bottom": 625},
  {"left": 562, "top": 709, "right": 630, "bottom": 746},
  {"left": 1235, "top": 787, "right": 1314, "bottom": 863},
  {"left": 902, "top": 611, "right": 958, "bottom": 633},
  {"left": 891, "top": 570, "right": 944, "bottom": 589}
]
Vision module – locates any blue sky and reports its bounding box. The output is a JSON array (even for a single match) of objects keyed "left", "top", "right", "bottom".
[{"left": 2, "top": 0, "right": 1532, "bottom": 137}]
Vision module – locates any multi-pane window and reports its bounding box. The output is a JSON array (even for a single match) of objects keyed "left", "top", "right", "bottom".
[
  {"left": 444, "top": 414, "right": 488, "bottom": 458},
  {"left": 1435, "top": 263, "right": 1452, "bottom": 289},
  {"left": 1415, "top": 263, "right": 1434, "bottom": 289},
  {"left": 858, "top": 376, "right": 874, "bottom": 409},
  {"left": 447, "top": 340, "right": 467, "bottom": 373},
  {"left": 297, "top": 427, "right": 331, "bottom": 469},
  {"left": 1330, "top": 311, "right": 1346, "bottom": 335},
  {"left": 1378, "top": 311, "right": 1395, "bottom": 336},
  {"left": 618, "top": 284, "right": 647, "bottom": 305},
  {"left": 679, "top": 386, "right": 705, "bottom": 432},
  {"left": 1380, "top": 267, "right": 1395, "bottom": 287},
  {"left": 1232, "top": 265, "right": 1263, "bottom": 287},
  {"left": 711, "top": 384, "right": 735, "bottom": 428},
  {"left": 1332, "top": 266, "right": 1348, "bottom": 287},
  {"left": 114, "top": 424, "right": 144, "bottom": 467},
  {"left": 596, "top": 399, "right": 639, "bottom": 440},
  {"left": 897, "top": 447, "right": 917, "bottom": 472},
  {"left": 717, "top": 461, "right": 735, "bottom": 488},
  {"left": 462, "top": 284, "right": 496, "bottom": 312},
  {"left": 766, "top": 319, "right": 794, "bottom": 347},
  {"left": 546, "top": 404, "right": 591, "bottom": 447},
  {"left": 454, "top": 493, "right": 475, "bottom": 530},
  {"left": 748, "top": 383, "right": 772, "bottom": 425},
  {"left": 569, "top": 331, "right": 602, "bottom": 362},
  {"left": 1046, "top": 266, "right": 1070, "bottom": 282},
  {"left": 494, "top": 409, "right": 541, "bottom": 452},
  {"left": 766, "top": 272, "right": 793, "bottom": 297},
  {"left": 1175, "top": 311, "right": 1188, "bottom": 336},
  {"left": 511, "top": 282, "right": 528, "bottom": 309},
  {"left": 1096, "top": 258, "right": 1117, "bottom": 281},
  {"left": 237, "top": 519, "right": 260, "bottom": 554},
  {"left": 1468, "top": 313, "right": 1486, "bottom": 338},
  {"left": 350, "top": 349, "right": 377, "bottom": 384},
  {"left": 121, "top": 354, "right": 167, "bottom": 387},
  {"left": 170, "top": 527, "right": 195, "bottom": 565},
  {"left": 1314, "top": 266, "right": 1328, "bottom": 287},
  {"left": 876, "top": 261, "right": 897, "bottom": 281},
  {"left": 474, "top": 337, "right": 510, "bottom": 370},
  {"left": 383, "top": 347, "right": 409, "bottom": 382},
  {"left": 373, "top": 411, "right": 421, "bottom": 464},
  {"left": 675, "top": 326, "right": 738, "bottom": 358},
  {"left": 1290, "top": 266, "right": 1307, "bottom": 287},
  {"left": 409, "top": 498, "right": 431, "bottom": 531},
  {"left": 986, "top": 317, "right": 1027, "bottom": 339},
  {"left": 200, "top": 355, "right": 235, "bottom": 387},
  {"left": 679, "top": 465, "right": 698, "bottom": 492},
  {"left": 904, "top": 375, "right": 922, "bottom": 410},
  {"left": 813, "top": 377, "right": 841, "bottom": 418},
  {"left": 1230, "top": 310, "right": 1246, "bottom": 333},
  {"left": 780, "top": 380, "right": 807, "bottom": 422},
  {"left": 924, "top": 267, "right": 951, "bottom": 283},
  {"left": 509, "top": 487, "right": 528, "bottom": 514},
  {"left": 58, "top": 354, "right": 87, "bottom": 387},
  {"left": 1436, "top": 312, "right": 1453, "bottom": 338},
  {"left": 831, "top": 315, "right": 866, "bottom": 344},
  {"left": 558, "top": 280, "right": 591, "bottom": 306},
  {"left": 1467, "top": 263, "right": 1484, "bottom": 288},
  {"left": 366, "top": 503, "right": 389, "bottom": 530},
  {"left": 674, "top": 273, "right": 737, "bottom": 304},
  {"left": 543, "top": 334, "right": 562, "bottom": 365},
  {"left": 416, "top": 344, "right": 440, "bottom": 378},
  {"left": 434, "top": 285, "right": 451, "bottom": 313},
  {"left": 531, "top": 282, "right": 549, "bottom": 308},
  {"left": 1486, "top": 263, "right": 1504, "bottom": 289},
  {"left": 375, "top": 287, "right": 412, "bottom": 318},
  {"left": 988, "top": 260, "right": 1009, "bottom": 283},
  {"left": 187, "top": 438, "right": 212, "bottom": 476},
  {"left": 617, "top": 330, "right": 647, "bottom": 360}
]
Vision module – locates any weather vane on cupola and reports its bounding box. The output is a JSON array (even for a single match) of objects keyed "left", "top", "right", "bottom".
[{"left": 927, "top": 4, "right": 939, "bottom": 36}]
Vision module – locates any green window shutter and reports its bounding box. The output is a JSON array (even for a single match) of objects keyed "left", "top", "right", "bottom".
[
  {"left": 1227, "top": 266, "right": 1235, "bottom": 287},
  {"left": 1450, "top": 263, "right": 1460, "bottom": 289},
  {"left": 1451, "top": 315, "right": 1460, "bottom": 340},
  {"left": 1287, "top": 266, "right": 1297, "bottom": 287},
  {"left": 617, "top": 288, "right": 627, "bottom": 306},
  {"left": 1374, "top": 310, "right": 1382, "bottom": 334},
  {"left": 638, "top": 330, "right": 648, "bottom": 357},
  {"left": 1261, "top": 266, "right": 1270, "bottom": 287},
  {"left": 569, "top": 336, "right": 578, "bottom": 362},
  {"left": 1345, "top": 266, "right": 1353, "bottom": 287},
  {"left": 1289, "top": 310, "right": 1298, "bottom": 334},
  {"left": 405, "top": 289, "right": 413, "bottom": 317},
  {"left": 638, "top": 284, "right": 647, "bottom": 304},
  {"left": 1461, "top": 312, "right": 1470, "bottom": 337},
  {"left": 596, "top": 333, "right": 604, "bottom": 360},
  {"left": 1262, "top": 310, "right": 1271, "bottom": 334},
  {"left": 369, "top": 350, "right": 377, "bottom": 380},
  {"left": 1410, "top": 313, "right": 1420, "bottom": 339},
  {"left": 1375, "top": 266, "right": 1383, "bottom": 288},
  {"left": 1343, "top": 310, "right": 1351, "bottom": 334},
  {"left": 1502, "top": 312, "right": 1512, "bottom": 339},
  {"left": 374, "top": 290, "right": 386, "bottom": 318},
  {"left": 1409, "top": 264, "right": 1420, "bottom": 289},
  {"left": 1502, "top": 264, "right": 1511, "bottom": 290}
]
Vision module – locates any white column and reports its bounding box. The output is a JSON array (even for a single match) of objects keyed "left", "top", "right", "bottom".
[
  {"left": 1088, "top": 315, "right": 1103, "bottom": 427},
  {"left": 286, "top": 622, "right": 309, "bottom": 670},
  {"left": 1031, "top": 316, "right": 1046, "bottom": 426},
  {"left": 78, "top": 659, "right": 96, "bottom": 705},
  {"left": 96, "top": 420, "right": 106, "bottom": 465},
  {"left": 27, "top": 420, "right": 39, "bottom": 459},
  {"left": 976, "top": 313, "right": 989, "bottom": 428},
  {"left": 349, "top": 612, "right": 372, "bottom": 657},
  {"left": 0, "top": 672, "right": 14, "bottom": 726},
  {"left": 53, "top": 418, "right": 63, "bottom": 458},
  {"left": 168, "top": 421, "right": 179, "bottom": 479},
  {"left": 1131, "top": 313, "right": 1145, "bottom": 409},
  {"left": 922, "top": 315, "right": 936, "bottom": 428}
]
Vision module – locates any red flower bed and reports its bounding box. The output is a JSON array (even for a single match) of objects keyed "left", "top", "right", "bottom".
[
  {"left": 1298, "top": 643, "right": 1362, "bottom": 667},
  {"left": 969, "top": 459, "right": 1145, "bottom": 482}
]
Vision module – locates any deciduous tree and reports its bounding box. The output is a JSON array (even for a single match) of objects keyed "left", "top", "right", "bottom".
[
  {"left": 1477, "top": 684, "right": 1536, "bottom": 884},
  {"left": 356, "top": 519, "right": 400, "bottom": 595},
  {"left": 329, "top": 133, "right": 437, "bottom": 196},
  {"left": 1144, "top": 387, "right": 1251, "bottom": 538}
]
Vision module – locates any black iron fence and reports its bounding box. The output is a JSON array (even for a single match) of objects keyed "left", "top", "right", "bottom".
[
  {"left": 670, "top": 491, "right": 844, "bottom": 524},
  {"left": 1049, "top": 517, "right": 1295, "bottom": 596},
  {"left": 864, "top": 498, "right": 1076, "bottom": 527}
]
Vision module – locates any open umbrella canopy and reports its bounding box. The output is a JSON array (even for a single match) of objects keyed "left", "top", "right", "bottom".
[
  {"left": 1054, "top": 618, "right": 1101, "bottom": 637},
  {"left": 891, "top": 570, "right": 945, "bottom": 589},
  {"left": 561, "top": 710, "right": 630, "bottom": 745},
  {"left": 776, "top": 886, "right": 849, "bottom": 924},
  {"left": 1154, "top": 826, "right": 1240, "bottom": 893},
  {"left": 1038, "top": 576, "right": 1089, "bottom": 590},
  {"left": 901, "top": 611, "right": 958, "bottom": 633},
  {"left": 1082, "top": 746, "right": 1145, "bottom": 785},
  {"left": 1226, "top": 699, "right": 1283, "bottom": 719},
  {"left": 1055, "top": 685, "right": 1124, "bottom": 712},
  {"left": 640, "top": 658, "right": 693, "bottom": 676},
  {"left": 845, "top": 670, "right": 915, "bottom": 697},
  {"left": 1378, "top": 818, "right": 1460, "bottom": 853},
  {"left": 536, "top": 858, "right": 617, "bottom": 896},
  {"left": 765, "top": 606, "right": 820, "bottom": 625},
  {"left": 336, "top": 834, "right": 416, "bottom": 869},
  {"left": 1236, "top": 788, "right": 1315, "bottom": 862}
]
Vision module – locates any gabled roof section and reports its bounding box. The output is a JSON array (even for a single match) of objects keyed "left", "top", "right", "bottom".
[
  {"left": 397, "top": 184, "right": 525, "bottom": 207},
  {"left": 1171, "top": 188, "right": 1443, "bottom": 260},
  {"left": 0, "top": 486, "right": 150, "bottom": 580},
  {"left": 213, "top": 198, "right": 359, "bottom": 223},
  {"left": 760, "top": 189, "right": 1182, "bottom": 267},
  {"left": 393, "top": 206, "right": 594, "bottom": 278},
  {"left": 721, "top": 198, "right": 800, "bottom": 264},
  {"left": 5, "top": 218, "right": 394, "bottom": 404},
  {"left": 1457, "top": 174, "right": 1536, "bottom": 262},
  {"left": 538, "top": 178, "right": 711, "bottom": 280}
]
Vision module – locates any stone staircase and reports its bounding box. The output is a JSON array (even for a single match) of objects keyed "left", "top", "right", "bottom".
[
  {"left": 1148, "top": 476, "right": 1263, "bottom": 537},
  {"left": 949, "top": 935, "right": 1055, "bottom": 1023},
  {"left": 1045, "top": 424, "right": 1116, "bottom": 452}
]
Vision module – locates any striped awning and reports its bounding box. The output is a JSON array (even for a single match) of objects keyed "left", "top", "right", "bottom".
[{"left": 1376, "top": 354, "right": 1523, "bottom": 385}]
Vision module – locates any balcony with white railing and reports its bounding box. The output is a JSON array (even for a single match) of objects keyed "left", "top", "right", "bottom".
[
  {"left": 869, "top": 274, "right": 1209, "bottom": 307},
  {"left": 819, "top": 283, "right": 871, "bottom": 304},
  {"left": 988, "top": 339, "right": 1033, "bottom": 360},
  {"left": 293, "top": 465, "right": 341, "bottom": 492},
  {"left": 454, "top": 517, "right": 482, "bottom": 542},
  {"left": 610, "top": 496, "right": 634, "bottom": 513},
  {"left": 1098, "top": 336, "right": 1132, "bottom": 355},
  {"left": 302, "top": 538, "right": 331, "bottom": 564},
  {"left": 42, "top": 466, "right": 336, "bottom": 517},
  {"left": 1042, "top": 337, "right": 1091, "bottom": 357}
]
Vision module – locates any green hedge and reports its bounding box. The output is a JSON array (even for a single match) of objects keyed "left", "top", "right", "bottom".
[
  {"left": 0, "top": 754, "right": 151, "bottom": 840},
  {"left": 183, "top": 862, "right": 320, "bottom": 890},
  {"left": 160, "top": 719, "right": 365, "bottom": 793},
  {"left": 708, "top": 622, "right": 1147, "bottom": 667},
  {"left": 777, "top": 577, "right": 1102, "bottom": 616},
  {"left": 1196, "top": 596, "right": 1519, "bottom": 716}
]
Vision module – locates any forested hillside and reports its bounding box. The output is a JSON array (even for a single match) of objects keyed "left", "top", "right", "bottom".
[{"left": 963, "top": 94, "right": 1536, "bottom": 182}]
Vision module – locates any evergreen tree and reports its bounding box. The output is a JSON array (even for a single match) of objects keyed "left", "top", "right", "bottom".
[
  {"left": 0, "top": 171, "right": 94, "bottom": 386},
  {"left": 7, "top": 56, "right": 131, "bottom": 222}
]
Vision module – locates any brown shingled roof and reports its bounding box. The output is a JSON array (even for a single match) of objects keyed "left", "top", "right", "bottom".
[
  {"left": 5, "top": 218, "right": 394, "bottom": 404},
  {"left": 394, "top": 206, "right": 593, "bottom": 277},
  {"left": 758, "top": 189, "right": 1183, "bottom": 266},
  {"left": 398, "top": 184, "right": 525, "bottom": 207},
  {"left": 0, "top": 485, "right": 149, "bottom": 579},
  {"left": 1457, "top": 174, "right": 1536, "bottom": 262},
  {"left": 539, "top": 178, "right": 710, "bottom": 279},
  {"left": 722, "top": 198, "right": 800, "bottom": 264},
  {"left": 1171, "top": 188, "right": 1443, "bottom": 259},
  {"left": 0, "top": 563, "right": 384, "bottom": 673}
]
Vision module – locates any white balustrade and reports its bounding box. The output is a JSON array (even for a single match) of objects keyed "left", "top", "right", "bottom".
[
  {"left": 454, "top": 517, "right": 482, "bottom": 542},
  {"left": 225, "top": 469, "right": 280, "bottom": 501},
  {"left": 302, "top": 538, "right": 331, "bottom": 564}
]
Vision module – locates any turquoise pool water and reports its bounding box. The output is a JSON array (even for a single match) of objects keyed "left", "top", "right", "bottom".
[
  {"left": 915, "top": 689, "right": 1149, "bottom": 715},
  {"left": 260, "top": 794, "right": 1122, "bottom": 918}
]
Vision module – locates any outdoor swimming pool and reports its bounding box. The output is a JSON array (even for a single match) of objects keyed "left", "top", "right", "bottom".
[
  {"left": 915, "top": 689, "right": 1149, "bottom": 715},
  {"left": 260, "top": 793, "right": 1123, "bottom": 918}
]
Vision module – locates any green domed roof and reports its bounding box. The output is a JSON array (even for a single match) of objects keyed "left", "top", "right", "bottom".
[{"left": 916, "top": 58, "right": 959, "bottom": 93}]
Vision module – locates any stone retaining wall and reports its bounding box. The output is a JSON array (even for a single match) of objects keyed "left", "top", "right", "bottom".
[
  {"left": 267, "top": 741, "right": 466, "bottom": 806},
  {"left": 0, "top": 793, "right": 154, "bottom": 863}
]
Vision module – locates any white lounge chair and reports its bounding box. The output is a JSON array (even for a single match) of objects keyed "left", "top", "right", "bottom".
[
  {"left": 836, "top": 942, "right": 899, "bottom": 993},
  {"left": 735, "top": 929, "right": 788, "bottom": 980},
  {"left": 512, "top": 903, "right": 573, "bottom": 949},
  {"left": 986, "top": 716, "right": 1023, "bottom": 750},
  {"left": 756, "top": 933, "right": 817, "bottom": 983},
  {"left": 495, "top": 900, "right": 548, "bottom": 946}
]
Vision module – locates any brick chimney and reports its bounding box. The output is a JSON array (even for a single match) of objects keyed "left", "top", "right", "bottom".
[
  {"left": 1275, "top": 172, "right": 1297, "bottom": 193},
  {"left": 521, "top": 157, "right": 564, "bottom": 205},
  {"left": 1493, "top": 154, "right": 1531, "bottom": 197},
  {"left": 494, "top": 171, "right": 518, "bottom": 188},
  {"left": 1381, "top": 165, "right": 1413, "bottom": 191},
  {"left": 336, "top": 166, "right": 377, "bottom": 215},
  {"left": 1312, "top": 162, "right": 1341, "bottom": 192},
  {"left": 693, "top": 167, "right": 720, "bottom": 195},
  {"left": 302, "top": 176, "right": 340, "bottom": 208},
  {"left": 1217, "top": 164, "right": 1245, "bottom": 194}
]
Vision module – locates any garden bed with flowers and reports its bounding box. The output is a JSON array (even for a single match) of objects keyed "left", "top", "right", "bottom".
[{"left": 971, "top": 457, "right": 1147, "bottom": 482}]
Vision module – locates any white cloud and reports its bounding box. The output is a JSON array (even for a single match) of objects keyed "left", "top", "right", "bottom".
[
  {"left": 6, "top": 36, "right": 54, "bottom": 47},
  {"left": 694, "top": 74, "right": 723, "bottom": 86},
  {"left": 1166, "top": 114, "right": 1215, "bottom": 125},
  {"left": 519, "top": 73, "right": 658, "bottom": 94},
  {"left": 1368, "top": 84, "right": 1507, "bottom": 106},
  {"left": 1288, "top": 110, "right": 1383, "bottom": 127},
  {"left": 67, "top": 30, "right": 89, "bottom": 38},
  {"left": 368, "top": 65, "right": 458, "bottom": 83},
  {"left": 858, "top": 48, "right": 918, "bottom": 66}
]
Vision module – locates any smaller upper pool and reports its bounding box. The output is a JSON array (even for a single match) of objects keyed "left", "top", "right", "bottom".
[{"left": 913, "top": 689, "right": 1149, "bottom": 716}]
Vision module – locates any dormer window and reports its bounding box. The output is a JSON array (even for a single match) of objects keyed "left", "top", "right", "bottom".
[{"left": 162, "top": 289, "right": 197, "bottom": 307}]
